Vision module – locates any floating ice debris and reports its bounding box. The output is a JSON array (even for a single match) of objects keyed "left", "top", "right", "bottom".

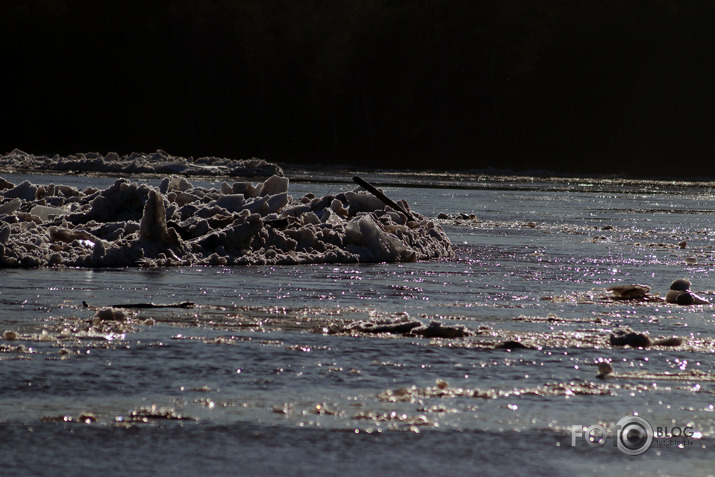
[
  {"left": 606, "top": 284, "right": 650, "bottom": 300},
  {"left": 41, "top": 413, "right": 98, "bottom": 424},
  {"left": 0, "top": 149, "right": 282, "bottom": 178},
  {"left": 609, "top": 328, "right": 684, "bottom": 348},
  {"left": 652, "top": 337, "right": 685, "bottom": 347},
  {"left": 594, "top": 361, "right": 715, "bottom": 382},
  {"left": 377, "top": 380, "right": 615, "bottom": 403},
  {"left": 94, "top": 308, "right": 128, "bottom": 322},
  {"left": 0, "top": 173, "right": 452, "bottom": 268},
  {"left": 435, "top": 212, "right": 478, "bottom": 223},
  {"left": 117, "top": 405, "right": 196, "bottom": 423},
  {"left": 343, "top": 314, "right": 423, "bottom": 334},
  {"left": 29, "top": 204, "right": 69, "bottom": 221},
  {"left": 409, "top": 321, "right": 472, "bottom": 338},
  {"left": 336, "top": 314, "right": 470, "bottom": 338}
]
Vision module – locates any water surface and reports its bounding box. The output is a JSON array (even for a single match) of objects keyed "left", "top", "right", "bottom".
[{"left": 1, "top": 172, "right": 713, "bottom": 476}]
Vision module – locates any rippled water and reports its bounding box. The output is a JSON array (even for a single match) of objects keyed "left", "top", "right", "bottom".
[{"left": 1, "top": 172, "right": 714, "bottom": 476}]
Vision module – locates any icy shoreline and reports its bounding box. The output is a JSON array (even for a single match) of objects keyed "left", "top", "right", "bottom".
[
  {"left": 0, "top": 149, "right": 283, "bottom": 178},
  {"left": 0, "top": 171, "right": 452, "bottom": 268}
]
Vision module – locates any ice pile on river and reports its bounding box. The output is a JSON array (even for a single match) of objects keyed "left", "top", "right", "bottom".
[
  {"left": 0, "top": 149, "right": 282, "bottom": 177},
  {"left": 0, "top": 174, "right": 452, "bottom": 267}
]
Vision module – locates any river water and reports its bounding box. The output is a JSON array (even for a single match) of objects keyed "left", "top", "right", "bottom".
[{"left": 1, "top": 171, "right": 713, "bottom": 476}]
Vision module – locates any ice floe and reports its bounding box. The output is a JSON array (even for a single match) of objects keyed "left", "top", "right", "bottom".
[
  {"left": 0, "top": 173, "right": 452, "bottom": 268},
  {"left": 0, "top": 149, "right": 282, "bottom": 178},
  {"left": 334, "top": 314, "right": 472, "bottom": 338}
]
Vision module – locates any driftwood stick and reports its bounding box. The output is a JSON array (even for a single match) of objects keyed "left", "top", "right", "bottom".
[
  {"left": 112, "top": 301, "right": 195, "bottom": 309},
  {"left": 352, "top": 176, "right": 415, "bottom": 221},
  {"left": 83, "top": 301, "right": 195, "bottom": 309}
]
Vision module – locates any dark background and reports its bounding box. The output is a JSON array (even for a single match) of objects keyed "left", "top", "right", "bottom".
[{"left": 2, "top": 0, "right": 714, "bottom": 177}]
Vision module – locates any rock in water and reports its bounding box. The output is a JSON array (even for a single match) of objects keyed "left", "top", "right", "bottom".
[
  {"left": 666, "top": 278, "right": 690, "bottom": 303},
  {"left": 609, "top": 330, "right": 651, "bottom": 348},
  {"left": 670, "top": 278, "right": 691, "bottom": 291},
  {"left": 409, "top": 321, "right": 471, "bottom": 338},
  {"left": 596, "top": 362, "right": 613, "bottom": 379},
  {"left": 495, "top": 340, "right": 534, "bottom": 350},
  {"left": 665, "top": 278, "right": 709, "bottom": 305}
]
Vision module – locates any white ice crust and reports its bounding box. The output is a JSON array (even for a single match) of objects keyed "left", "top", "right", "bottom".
[
  {"left": 0, "top": 174, "right": 453, "bottom": 268},
  {"left": 0, "top": 149, "right": 282, "bottom": 178}
]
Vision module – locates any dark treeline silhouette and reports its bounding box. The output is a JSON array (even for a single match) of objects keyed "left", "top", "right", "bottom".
[{"left": 2, "top": 0, "right": 714, "bottom": 176}]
